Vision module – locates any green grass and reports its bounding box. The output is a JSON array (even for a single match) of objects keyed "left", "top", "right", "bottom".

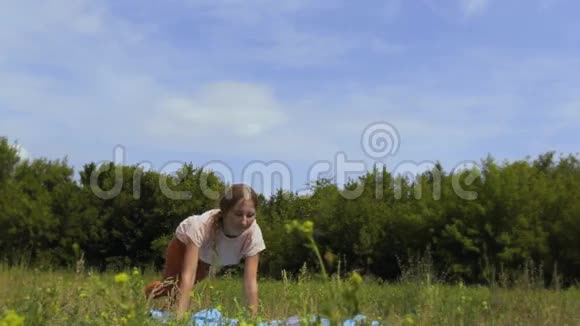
[
  {"left": 1, "top": 263, "right": 579, "bottom": 326},
  {"left": 2, "top": 223, "right": 579, "bottom": 325}
]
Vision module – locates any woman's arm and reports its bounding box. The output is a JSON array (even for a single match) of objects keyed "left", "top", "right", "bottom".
[
  {"left": 243, "top": 254, "right": 260, "bottom": 317},
  {"left": 175, "top": 242, "right": 200, "bottom": 320}
]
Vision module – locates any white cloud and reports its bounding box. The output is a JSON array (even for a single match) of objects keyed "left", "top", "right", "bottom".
[
  {"left": 13, "top": 144, "right": 31, "bottom": 161},
  {"left": 141, "top": 82, "right": 350, "bottom": 161},
  {"left": 150, "top": 82, "right": 287, "bottom": 139}
]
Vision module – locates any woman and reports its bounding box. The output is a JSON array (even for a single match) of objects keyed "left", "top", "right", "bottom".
[{"left": 145, "top": 184, "right": 266, "bottom": 319}]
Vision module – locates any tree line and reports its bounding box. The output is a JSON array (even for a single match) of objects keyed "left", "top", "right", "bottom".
[{"left": 1, "top": 136, "right": 579, "bottom": 285}]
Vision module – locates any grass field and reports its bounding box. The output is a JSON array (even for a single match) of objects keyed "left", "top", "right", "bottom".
[{"left": 1, "top": 263, "right": 579, "bottom": 326}]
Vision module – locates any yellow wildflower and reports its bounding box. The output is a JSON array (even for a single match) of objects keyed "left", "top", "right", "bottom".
[
  {"left": 302, "top": 221, "right": 314, "bottom": 235},
  {"left": 349, "top": 272, "right": 363, "bottom": 285},
  {"left": 0, "top": 310, "right": 25, "bottom": 326},
  {"left": 114, "top": 272, "right": 130, "bottom": 284},
  {"left": 404, "top": 314, "right": 415, "bottom": 325},
  {"left": 285, "top": 220, "right": 300, "bottom": 233}
]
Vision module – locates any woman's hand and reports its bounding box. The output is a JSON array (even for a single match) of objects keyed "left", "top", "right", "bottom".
[
  {"left": 243, "top": 254, "right": 260, "bottom": 317},
  {"left": 175, "top": 242, "right": 199, "bottom": 320}
]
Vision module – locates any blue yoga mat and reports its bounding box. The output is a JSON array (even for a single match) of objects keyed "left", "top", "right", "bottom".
[{"left": 149, "top": 308, "right": 381, "bottom": 325}]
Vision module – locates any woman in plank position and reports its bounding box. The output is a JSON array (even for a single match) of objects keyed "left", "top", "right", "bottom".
[{"left": 144, "top": 184, "right": 266, "bottom": 318}]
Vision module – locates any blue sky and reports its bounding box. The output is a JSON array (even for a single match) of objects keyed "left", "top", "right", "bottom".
[{"left": 1, "top": 0, "right": 579, "bottom": 195}]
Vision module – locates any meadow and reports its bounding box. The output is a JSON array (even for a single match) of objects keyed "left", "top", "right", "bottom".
[{"left": 1, "top": 262, "right": 579, "bottom": 326}]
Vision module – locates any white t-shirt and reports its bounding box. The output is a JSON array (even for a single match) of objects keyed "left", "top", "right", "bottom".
[{"left": 175, "top": 209, "right": 266, "bottom": 268}]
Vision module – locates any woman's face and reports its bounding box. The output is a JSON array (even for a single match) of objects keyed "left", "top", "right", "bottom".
[{"left": 223, "top": 199, "right": 256, "bottom": 236}]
